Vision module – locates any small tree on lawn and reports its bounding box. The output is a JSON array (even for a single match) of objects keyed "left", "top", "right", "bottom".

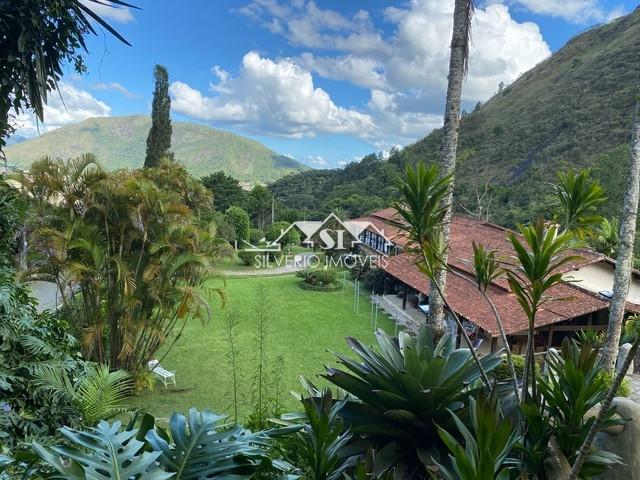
[
  {"left": 225, "top": 206, "right": 250, "bottom": 244},
  {"left": 266, "top": 221, "right": 299, "bottom": 251}
]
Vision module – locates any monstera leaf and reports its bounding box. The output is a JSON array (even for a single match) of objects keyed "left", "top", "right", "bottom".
[
  {"left": 33, "top": 420, "right": 173, "bottom": 479},
  {"left": 146, "top": 408, "right": 294, "bottom": 480}
]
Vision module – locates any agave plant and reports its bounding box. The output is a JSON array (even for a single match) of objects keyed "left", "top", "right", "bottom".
[
  {"left": 323, "top": 325, "right": 501, "bottom": 474},
  {"left": 433, "top": 393, "right": 519, "bottom": 480}
]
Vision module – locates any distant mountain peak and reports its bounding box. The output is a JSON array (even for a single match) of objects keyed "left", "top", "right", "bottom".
[{"left": 6, "top": 115, "right": 308, "bottom": 183}]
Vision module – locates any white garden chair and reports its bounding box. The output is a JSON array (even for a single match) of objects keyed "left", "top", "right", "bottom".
[{"left": 148, "top": 359, "right": 176, "bottom": 388}]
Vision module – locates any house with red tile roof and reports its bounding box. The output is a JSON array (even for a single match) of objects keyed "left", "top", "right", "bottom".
[{"left": 354, "top": 207, "right": 640, "bottom": 353}]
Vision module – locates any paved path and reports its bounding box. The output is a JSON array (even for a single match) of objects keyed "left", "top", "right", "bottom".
[
  {"left": 222, "top": 253, "right": 314, "bottom": 277},
  {"left": 28, "top": 281, "right": 61, "bottom": 312}
]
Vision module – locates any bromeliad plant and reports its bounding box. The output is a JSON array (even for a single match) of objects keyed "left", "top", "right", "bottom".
[
  {"left": 323, "top": 325, "right": 501, "bottom": 475},
  {"left": 282, "top": 390, "right": 356, "bottom": 480},
  {"left": 433, "top": 393, "right": 520, "bottom": 480}
]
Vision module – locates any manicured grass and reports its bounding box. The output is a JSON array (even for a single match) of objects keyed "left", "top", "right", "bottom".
[{"left": 131, "top": 275, "right": 396, "bottom": 420}]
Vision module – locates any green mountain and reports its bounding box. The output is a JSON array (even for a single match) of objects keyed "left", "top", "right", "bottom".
[
  {"left": 271, "top": 8, "right": 640, "bottom": 226},
  {"left": 6, "top": 115, "right": 307, "bottom": 183}
]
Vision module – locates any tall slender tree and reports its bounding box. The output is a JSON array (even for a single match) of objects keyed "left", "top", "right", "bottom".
[
  {"left": 602, "top": 91, "right": 640, "bottom": 371},
  {"left": 144, "top": 64, "right": 172, "bottom": 168},
  {"left": 428, "top": 0, "right": 475, "bottom": 333}
]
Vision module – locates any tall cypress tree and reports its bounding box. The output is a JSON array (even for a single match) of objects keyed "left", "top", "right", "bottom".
[{"left": 144, "top": 64, "right": 172, "bottom": 168}]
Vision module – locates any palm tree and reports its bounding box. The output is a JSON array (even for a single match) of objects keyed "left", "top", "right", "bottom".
[
  {"left": 429, "top": 0, "right": 475, "bottom": 333},
  {"left": 602, "top": 93, "right": 640, "bottom": 372}
]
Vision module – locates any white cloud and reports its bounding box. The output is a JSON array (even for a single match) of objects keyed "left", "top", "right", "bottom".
[
  {"left": 507, "top": 0, "right": 622, "bottom": 23},
  {"left": 93, "top": 82, "right": 140, "bottom": 99},
  {"left": 170, "top": 52, "right": 375, "bottom": 138},
  {"left": 236, "top": 0, "right": 551, "bottom": 146},
  {"left": 304, "top": 155, "right": 329, "bottom": 167},
  {"left": 11, "top": 83, "right": 111, "bottom": 138},
  {"left": 79, "top": 0, "right": 135, "bottom": 23}
]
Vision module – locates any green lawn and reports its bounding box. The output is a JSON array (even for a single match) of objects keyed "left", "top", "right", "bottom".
[{"left": 131, "top": 274, "right": 396, "bottom": 420}]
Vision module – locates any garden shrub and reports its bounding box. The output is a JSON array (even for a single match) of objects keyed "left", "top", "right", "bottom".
[
  {"left": 237, "top": 249, "right": 258, "bottom": 266},
  {"left": 296, "top": 268, "right": 339, "bottom": 291},
  {"left": 225, "top": 206, "right": 251, "bottom": 242},
  {"left": 598, "top": 370, "right": 631, "bottom": 398},
  {"left": 250, "top": 228, "right": 264, "bottom": 245},
  {"left": 493, "top": 354, "right": 525, "bottom": 381},
  {"left": 0, "top": 268, "right": 83, "bottom": 447}
]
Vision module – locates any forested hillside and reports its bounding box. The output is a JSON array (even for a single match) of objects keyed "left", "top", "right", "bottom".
[{"left": 271, "top": 8, "right": 640, "bottom": 225}]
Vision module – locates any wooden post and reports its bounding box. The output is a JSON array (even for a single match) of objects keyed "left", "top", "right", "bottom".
[
  {"left": 402, "top": 284, "right": 408, "bottom": 310},
  {"left": 491, "top": 336, "right": 498, "bottom": 353}
]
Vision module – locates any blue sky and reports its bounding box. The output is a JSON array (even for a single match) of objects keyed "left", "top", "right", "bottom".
[{"left": 14, "top": 0, "right": 638, "bottom": 168}]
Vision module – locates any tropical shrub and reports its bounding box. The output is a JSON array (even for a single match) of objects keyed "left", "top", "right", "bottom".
[
  {"left": 493, "top": 354, "right": 525, "bottom": 382},
  {"left": 537, "top": 338, "right": 623, "bottom": 477},
  {"left": 238, "top": 249, "right": 259, "bottom": 266},
  {"left": 33, "top": 363, "right": 131, "bottom": 426},
  {"left": 297, "top": 268, "right": 337, "bottom": 285},
  {"left": 250, "top": 227, "right": 264, "bottom": 245},
  {"left": 324, "top": 326, "right": 501, "bottom": 474},
  {"left": 34, "top": 409, "right": 297, "bottom": 479},
  {"left": 0, "top": 179, "right": 26, "bottom": 265},
  {"left": 0, "top": 268, "right": 81, "bottom": 447},
  {"left": 17, "top": 157, "right": 224, "bottom": 374},
  {"left": 266, "top": 221, "right": 300, "bottom": 248},
  {"left": 226, "top": 205, "right": 251, "bottom": 243}
]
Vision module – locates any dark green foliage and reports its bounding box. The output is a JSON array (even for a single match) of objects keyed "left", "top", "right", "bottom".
[
  {"left": 269, "top": 153, "right": 399, "bottom": 219},
  {"left": 203, "top": 210, "right": 237, "bottom": 242},
  {"left": 552, "top": 169, "right": 605, "bottom": 239},
  {"left": 33, "top": 410, "right": 296, "bottom": 480},
  {"left": 297, "top": 268, "right": 337, "bottom": 287},
  {"left": 0, "top": 179, "right": 25, "bottom": 264},
  {"left": 0, "top": 0, "right": 134, "bottom": 149},
  {"left": 145, "top": 65, "right": 172, "bottom": 168},
  {"left": 433, "top": 394, "right": 519, "bottom": 480},
  {"left": 237, "top": 249, "right": 258, "bottom": 266},
  {"left": 249, "top": 228, "right": 264, "bottom": 245},
  {"left": 266, "top": 221, "right": 300, "bottom": 248},
  {"left": 248, "top": 185, "right": 272, "bottom": 230},
  {"left": 202, "top": 171, "right": 248, "bottom": 212},
  {"left": 226, "top": 206, "right": 251, "bottom": 243},
  {"left": 0, "top": 268, "right": 81, "bottom": 447},
  {"left": 34, "top": 420, "right": 172, "bottom": 479},
  {"left": 493, "top": 354, "right": 525, "bottom": 382},
  {"left": 283, "top": 391, "right": 355, "bottom": 480},
  {"left": 146, "top": 409, "right": 294, "bottom": 479},
  {"left": 323, "top": 326, "right": 501, "bottom": 474},
  {"left": 537, "top": 339, "right": 623, "bottom": 476}
]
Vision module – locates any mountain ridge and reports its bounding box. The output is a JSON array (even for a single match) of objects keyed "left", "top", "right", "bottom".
[
  {"left": 270, "top": 7, "right": 640, "bottom": 226},
  {"left": 5, "top": 115, "right": 308, "bottom": 184}
]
